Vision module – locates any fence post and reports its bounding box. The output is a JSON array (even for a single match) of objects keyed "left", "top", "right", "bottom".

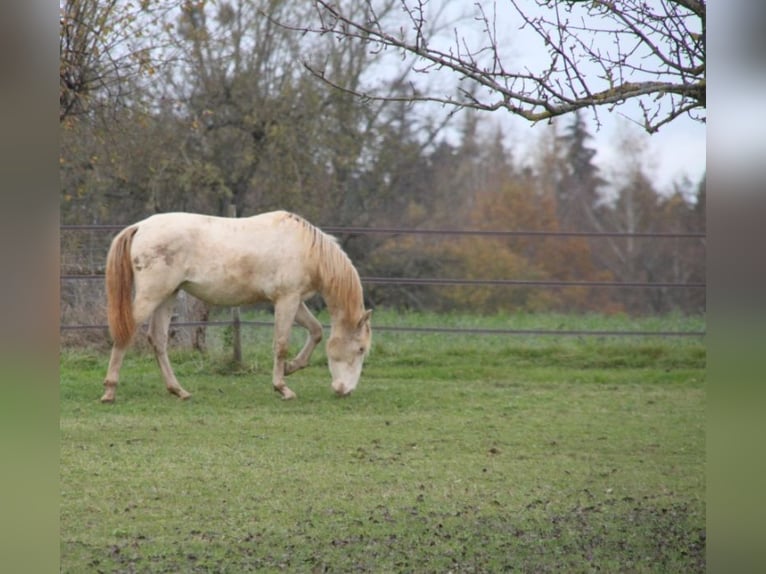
[{"left": 226, "top": 203, "right": 243, "bottom": 366}]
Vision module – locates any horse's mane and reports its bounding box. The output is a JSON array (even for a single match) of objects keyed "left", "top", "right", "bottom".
[{"left": 282, "top": 212, "right": 364, "bottom": 322}]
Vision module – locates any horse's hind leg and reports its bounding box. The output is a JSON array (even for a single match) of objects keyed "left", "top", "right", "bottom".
[
  {"left": 148, "top": 295, "right": 191, "bottom": 400},
  {"left": 101, "top": 294, "right": 158, "bottom": 403},
  {"left": 285, "top": 303, "right": 323, "bottom": 376},
  {"left": 101, "top": 344, "right": 128, "bottom": 403}
]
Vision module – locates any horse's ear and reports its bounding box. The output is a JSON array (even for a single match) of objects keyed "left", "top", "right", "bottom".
[{"left": 357, "top": 309, "right": 372, "bottom": 329}]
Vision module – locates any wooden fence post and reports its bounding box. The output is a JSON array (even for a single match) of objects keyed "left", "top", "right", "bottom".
[{"left": 226, "top": 203, "right": 243, "bottom": 366}]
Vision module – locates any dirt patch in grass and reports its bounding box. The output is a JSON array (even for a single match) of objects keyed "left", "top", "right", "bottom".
[{"left": 82, "top": 496, "right": 704, "bottom": 573}]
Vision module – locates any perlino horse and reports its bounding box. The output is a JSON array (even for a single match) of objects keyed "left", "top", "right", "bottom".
[{"left": 100, "top": 210, "right": 372, "bottom": 402}]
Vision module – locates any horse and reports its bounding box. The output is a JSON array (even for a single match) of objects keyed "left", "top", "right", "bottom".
[{"left": 100, "top": 210, "right": 372, "bottom": 402}]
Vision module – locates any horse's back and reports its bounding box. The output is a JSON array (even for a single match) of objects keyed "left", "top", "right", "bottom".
[
  {"left": 129, "top": 211, "right": 317, "bottom": 305},
  {"left": 132, "top": 211, "right": 291, "bottom": 251}
]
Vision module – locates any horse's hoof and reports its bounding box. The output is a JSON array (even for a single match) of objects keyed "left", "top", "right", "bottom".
[
  {"left": 274, "top": 383, "right": 297, "bottom": 400},
  {"left": 101, "top": 380, "right": 117, "bottom": 403}
]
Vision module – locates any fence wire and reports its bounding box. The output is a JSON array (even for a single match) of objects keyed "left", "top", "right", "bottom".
[
  {"left": 60, "top": 274, "right": 704, "bottom": 290},
  {"left": 60, "top": 224, "right": 706, "bottom": 239},
  {"left": 59, "top": 320, "right": 705, "bottom": 338}
]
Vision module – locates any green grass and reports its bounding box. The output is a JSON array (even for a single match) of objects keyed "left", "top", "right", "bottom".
[{"left": 61, "top": 311, "right": 705, "bottom": 572}]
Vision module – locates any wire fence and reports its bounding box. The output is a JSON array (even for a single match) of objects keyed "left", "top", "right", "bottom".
[
  {"left": 60, "top": 224, "right": 706, "bottom": 239},
  {"left": 60, "top": 320, "right": 705, "bottom": 338},
  {"left": 61, "top": 274, "right": 704, "bottom": 291},
  {"left": 60, "top": 224, "right": 706, "bottom": 338}
]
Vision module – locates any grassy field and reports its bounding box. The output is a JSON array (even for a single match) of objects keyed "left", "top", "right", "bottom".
[{"left": 60, "top": 311, "right": 705, "bottom": 572}]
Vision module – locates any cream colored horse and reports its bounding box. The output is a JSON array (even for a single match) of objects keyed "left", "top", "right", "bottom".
[{"left": 100, "top": 211, "right": 372, "bottom": 402}]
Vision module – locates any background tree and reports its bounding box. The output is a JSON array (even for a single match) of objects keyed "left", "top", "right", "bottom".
[
  {"left": 294, "top": 0, "right": 705, "bottom": 133},
  {"left": 59, "top": 0, "right": 180, "bottom": 122},
  {"left": 651, "top": 176, "right": 706, "bottom": 314},
  {"left": 554, "top": 112, "right": 607, "bottom": 232},
  {"left": 594, "top": 125, "right": 705, "bottom": 314}
]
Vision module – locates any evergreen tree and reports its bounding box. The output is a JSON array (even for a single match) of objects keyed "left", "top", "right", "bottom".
[{"left": 555, "top": 112, "right": 606, "bottom": 231}]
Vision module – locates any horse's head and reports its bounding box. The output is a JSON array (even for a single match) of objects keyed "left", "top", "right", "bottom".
[{"left": 327, "top": 309, "right": 372, "bottom": 397}]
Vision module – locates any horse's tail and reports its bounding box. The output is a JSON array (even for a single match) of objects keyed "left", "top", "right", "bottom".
[{"left": 106, "top": 226, "right": 139, "bottom": 348}]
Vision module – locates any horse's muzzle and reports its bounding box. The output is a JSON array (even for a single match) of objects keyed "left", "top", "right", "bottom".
[{"left": 332, "top": 381, "right": 352, "bottom": 397}]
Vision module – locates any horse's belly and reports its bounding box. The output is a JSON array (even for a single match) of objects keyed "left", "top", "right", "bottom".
[
  {"left": 181, "top": 277, "right": 314, "bottom": 306},
  {"left": 181, "top": 280, "right": 270, "bottom": 306}
]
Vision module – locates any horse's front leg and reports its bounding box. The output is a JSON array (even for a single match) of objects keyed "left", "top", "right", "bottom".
[
  {"left": 284, "top": 302, "right": 323, "bottom": 376},
  {"left": 272, "top": 296, "right": 301, "bottom": 400}
]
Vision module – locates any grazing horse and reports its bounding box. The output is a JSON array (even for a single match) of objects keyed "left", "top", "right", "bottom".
[{"left": 100, "top": 211, "right": 372, "bottom": 402}]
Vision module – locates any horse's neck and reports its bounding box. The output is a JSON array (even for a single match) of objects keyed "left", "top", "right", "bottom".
[
  {"left": 324, "top": 292, "right": 362, "bottom": 329},
  {"left": 313, "top": 236, "right": 364, "bottom": 327},
  {"left": 320, "top": 276, "right": 363, "bottom": 329}
]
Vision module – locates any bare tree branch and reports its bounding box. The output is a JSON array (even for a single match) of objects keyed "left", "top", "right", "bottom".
[
  {"left": 283, "top": 0, "right": 705, "bottom": 134},
  {"left": 59, "top": 0, "right": 182, "bottom": 122}
]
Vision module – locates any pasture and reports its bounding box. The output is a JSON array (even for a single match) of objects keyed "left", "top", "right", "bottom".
[{"left": 60, "top": 311, "right": 705, "bottom": 572}]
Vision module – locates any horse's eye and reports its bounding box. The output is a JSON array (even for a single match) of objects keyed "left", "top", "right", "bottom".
[{"left": 359, "top": 346, "right": 365, "bottom": 354}]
